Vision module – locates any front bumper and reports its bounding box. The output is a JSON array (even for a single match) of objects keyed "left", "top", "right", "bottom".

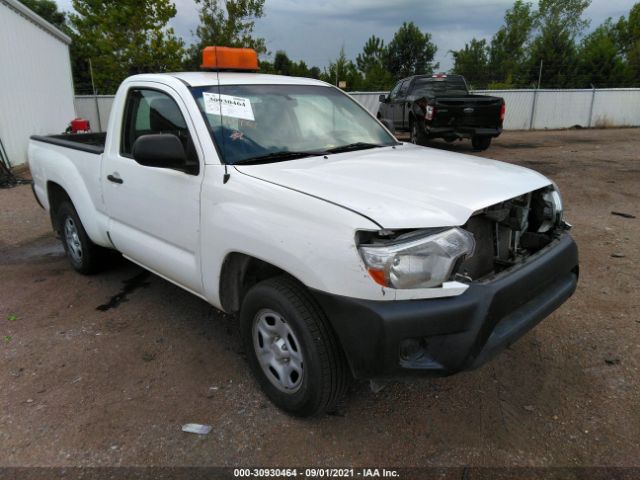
[{"left": 312, "top": 233, "right": 578, "bottom": 379}]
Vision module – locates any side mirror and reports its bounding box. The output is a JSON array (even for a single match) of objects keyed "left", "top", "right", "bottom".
[
  {"left": 132, "top": 134, "right": 187, "bottom": 169},
  {"left": 379, "top": 94, "right": 388, "bottom": 103}
]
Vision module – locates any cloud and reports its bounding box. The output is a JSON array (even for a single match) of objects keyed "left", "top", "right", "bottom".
[{"left": 55, "top": 0, "right": 635, "bottom": 71}]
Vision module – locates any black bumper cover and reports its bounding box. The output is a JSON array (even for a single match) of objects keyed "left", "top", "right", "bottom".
[
  {"left": 425, "top": 126, "right": 503, "bottom": 138},
  {"left": 312, "top": 233, "right": 578, "bottom": 379}
]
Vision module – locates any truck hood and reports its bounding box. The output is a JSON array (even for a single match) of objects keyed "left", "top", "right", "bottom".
[{"left": 235, "top": 143, "right": 551, "bottom": 229}]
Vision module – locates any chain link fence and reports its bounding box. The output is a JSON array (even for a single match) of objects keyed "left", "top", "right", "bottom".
[{"left": 75, "top": 88, "right": 640, "bottom": 133}]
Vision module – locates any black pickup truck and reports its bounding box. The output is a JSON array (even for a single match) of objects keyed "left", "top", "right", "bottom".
[{"left": 377, "top": 74, "right": 505, "bottom": 151}]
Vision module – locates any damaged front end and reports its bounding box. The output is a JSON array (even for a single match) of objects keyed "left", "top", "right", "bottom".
[
  {"left": 336, "top": 185, "right": 578, "bottom": 378},
  {"left": 459, "top": 185, "right": 570, "bottom": 282},
  {"left": 356, "top": 185, "right": 570, "bottom": 292}
]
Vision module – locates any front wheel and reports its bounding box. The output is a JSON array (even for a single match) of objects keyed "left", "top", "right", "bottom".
[
  {"left": 240, "top": 276, "right": 348, "bottom": 417},
  {"left": 472, "top": 136, "right": 492, "bottom": 151}
]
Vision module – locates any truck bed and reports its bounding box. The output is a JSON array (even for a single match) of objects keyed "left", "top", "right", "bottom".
[{"left": 30, "top": 132, "right": 106, "bottom": 155}]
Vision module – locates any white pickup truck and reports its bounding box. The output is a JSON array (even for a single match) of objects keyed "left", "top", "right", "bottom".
[{"left": 29, "top": 48, "right": 578, "bottom": 416}]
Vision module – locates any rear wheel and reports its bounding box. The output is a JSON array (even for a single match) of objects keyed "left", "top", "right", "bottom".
[
  {"left": 472, "top": 136, "right": 492, "bottom": 151},
  {"left": 56, "top": 201, "right": 105, "bottom": 274},
  {"left": 410, "top": 117, "right": 428, "bottom": 146},
  {"left": 241, "top": 276, "right": 348, "bottom": 417}
]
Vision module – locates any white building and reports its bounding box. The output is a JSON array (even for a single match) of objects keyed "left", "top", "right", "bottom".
[{"left": 0, "top": 0, "right": 75, "bottom": 166}]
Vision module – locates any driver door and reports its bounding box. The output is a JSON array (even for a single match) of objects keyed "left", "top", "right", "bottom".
[
  {"left": 392, "top": 80, "right": 409, "bottom": 129},
  {"left": 101, "top": 84, "right": 204, "bottom": 294},
  {"left": 383, "top": 80, "right": 403, "bottom": 128}
]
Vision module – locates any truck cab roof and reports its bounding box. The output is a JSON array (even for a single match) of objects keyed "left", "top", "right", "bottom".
[{"left": 125, "top": 72, "right": 328, "bottom": 88}]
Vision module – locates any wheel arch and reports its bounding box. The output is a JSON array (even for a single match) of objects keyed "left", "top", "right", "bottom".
[
  {"left": 47, "top": 181, "right": 73, "bottom": 232},
  {"left": 219, "top": 252, "right": 299, "bottom": 314},
  {"left": 44, "top": 177, "right": 110, "bottom": 248}
]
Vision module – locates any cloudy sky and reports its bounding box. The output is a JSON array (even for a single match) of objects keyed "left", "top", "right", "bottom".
[{"left": 56, "top": 0, "right": 634, "bottom": 71}]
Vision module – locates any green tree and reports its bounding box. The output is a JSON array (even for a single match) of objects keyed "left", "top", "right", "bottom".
[
  {"left": 536, "top": 0, "right": 591, "bottom": 37},
  {"left": 259, "top": 51, "right": 321, "bottom": 79},
  {"left": 273, "top": 50, "right": 292, "bottom": 75},
  {"left": 360, "top": 62, "right": 394, "bottom": 91},
  {"left": 525, "top": 0, "right": 591, "bottom": 88},
  {"left": 18, "top": 0, "right": 67, "bottom": 31},
  {"left": 291, "top": 60, "right": 311, "bottom": 78},
  {"left": 356, "top": 35, "right": 385, "bottom": 74},
  {"left": 275, "top": 53, "right": 311, "bottom": 77},
  {"left": 186, "top": 0, "right": 267, "bottom": 69},
  {"left": 69, "top": 0, "right": 185, "bottom": 94},
  {"left": 356, "top": 35, "right": 393, "bottom": 90},
  {"left": 576, "top": 20, "right": 627, "bottom": 87},
  {"left": 385, "top": 22, "right": 438, "bottom": 80},
  {"left": 308, "top": 66, "right": 321, "bottom": 79},
  {"left": 321, "top": 47, "right": 363, "bottom": 90},
  {"left": 615, "top": 3, "right": 640, "bottom": 85},
  {"left": 488, "top": 0, "right": 536, "bottom": 86},
  {"left": 452, "top": 38, "right": 490, "bottom": 88}
]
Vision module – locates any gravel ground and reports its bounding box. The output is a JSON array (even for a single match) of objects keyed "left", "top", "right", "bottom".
[{"left": 0, "top": 128, "right": 638, "bottom": 468}]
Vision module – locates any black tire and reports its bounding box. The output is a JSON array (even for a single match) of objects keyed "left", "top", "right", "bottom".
[
  {"left": 55, "top": 201, "right": 105, "bottom": 274},
  {"left": 410, "top": 117, "right": 428, "bottom": 146},
  {"left": 240, "top": 276, "right": 348, "bottom": 417},
  {"left": 472, "top": 136, "right": 492, "bottom": 151}
]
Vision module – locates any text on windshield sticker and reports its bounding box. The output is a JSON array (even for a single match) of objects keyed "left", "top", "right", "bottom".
[{"left": 202, "top": 93, "right": 255, "bottom": 121}]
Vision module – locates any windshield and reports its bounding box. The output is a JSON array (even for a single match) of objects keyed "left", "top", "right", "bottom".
[{"left": 190, "top": 84, "right": 397, "bottom": 165}]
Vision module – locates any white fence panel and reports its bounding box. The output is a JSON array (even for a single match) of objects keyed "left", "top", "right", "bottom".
[
  {"left": 474, "top": 90, "right": 534, "bottom": 130},
  {"left": 532, "top": 90, "right": 593, "bottom": 129},
  {"left": 349, "top": 92, "right": 386, "bottom": 116},
  {"left": 76, "top": 89, "right": 640, "bottom": 133},
  {"left": 74, "top": 95, "right": 113, "bottom": 132},
  {"left": 591, "top": 89, "right": 640, "bottom": 127}
]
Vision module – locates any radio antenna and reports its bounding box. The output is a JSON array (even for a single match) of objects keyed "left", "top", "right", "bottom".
[{"left": 214, "top": 53, "right": 230, "bottom": 184}]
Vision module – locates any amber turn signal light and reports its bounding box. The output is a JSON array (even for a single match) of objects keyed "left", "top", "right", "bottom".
[
  {"left": 367, "top": 268, "right": 387, "bottom": 287},
  {"left": 201, "top": 46, "right": 259, "bottom": 71}
]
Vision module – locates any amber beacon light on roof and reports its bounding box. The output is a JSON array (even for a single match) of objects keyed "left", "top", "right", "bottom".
[{"left": 200, "top": 46, "right": 259, "bottom": 71}]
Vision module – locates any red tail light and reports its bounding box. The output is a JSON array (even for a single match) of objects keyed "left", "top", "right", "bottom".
[
  {"left": 416, "top": 98, "right": 436, "bottom": 121},
  {"left": 426, "top": 105, "right": 436, "bottom": 121},
  {"left": 500, "top": 102, "right": 506, "bottom": 122}
]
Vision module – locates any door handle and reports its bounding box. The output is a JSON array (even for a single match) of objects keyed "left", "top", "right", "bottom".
[{"left": 107, "top": 174, "right": 123, "bottom": 184}]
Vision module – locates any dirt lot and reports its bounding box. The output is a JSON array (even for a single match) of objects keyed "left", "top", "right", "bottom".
[{"left": 1, "top": 128, "right": 639, "bottom": 469}]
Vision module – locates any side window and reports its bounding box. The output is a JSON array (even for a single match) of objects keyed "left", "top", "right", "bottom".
[
  {"left": 398, "top": 79, "right": 411, "bottom": 97},
  {"left": 388, "top": 81, "right": 403, "bottom": 100},
  {"left": 121, "top": 88, "right": 199, "bottom": 173}
]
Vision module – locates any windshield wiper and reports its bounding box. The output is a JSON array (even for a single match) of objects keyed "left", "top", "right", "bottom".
[
  {"left": 233, "top": 150, "right": 326, "bottom": 165},
  {"left": 325, "top": 142, "right": 386, "bottom": 154}
]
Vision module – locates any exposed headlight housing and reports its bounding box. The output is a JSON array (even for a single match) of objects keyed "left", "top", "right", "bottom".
[
  {"left": 538, "top": 185, "right": 563, "bottom": 233},
  {"left": 358, "top": 228, "right": 475, "bottom": 289}
]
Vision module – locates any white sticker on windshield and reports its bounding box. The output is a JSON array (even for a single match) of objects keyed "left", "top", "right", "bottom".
[{"left": 202, "top": 92, "right": 255, "bottom": 121}]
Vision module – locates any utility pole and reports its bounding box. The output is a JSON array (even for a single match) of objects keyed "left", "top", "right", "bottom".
[
  {"left": 588, "top": 83, "right": 596, "bottom": 128},
  {"left": 537, "top": 59, "right": 543, "bottom": 90},
  {"left": 529, "top": 59, "right": 543, "bottom": 130}
]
